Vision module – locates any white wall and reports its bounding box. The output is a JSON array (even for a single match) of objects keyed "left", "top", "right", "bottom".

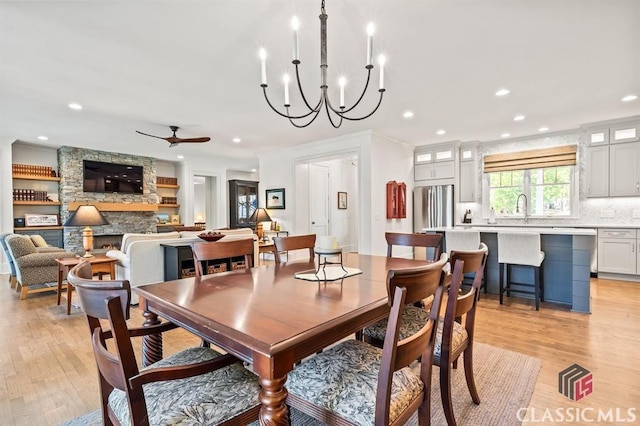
[
  {"left": 259, "top": 130, "right": 415, "bottom": 256},
  {"left": 1, "top": 140, "right": 15, "bottom": 274}
]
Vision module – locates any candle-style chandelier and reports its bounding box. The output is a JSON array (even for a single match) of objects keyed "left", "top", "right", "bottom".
[{"left": 259, "top": 0, "right": 386, "bottom": 128}]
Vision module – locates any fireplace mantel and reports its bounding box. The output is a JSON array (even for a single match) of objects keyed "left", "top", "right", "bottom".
[{"left": 68, "top": 202, "right": 159, "bottom": 212}]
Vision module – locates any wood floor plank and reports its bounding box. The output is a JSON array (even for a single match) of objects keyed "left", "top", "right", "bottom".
[{"left": 0, "top": 274, "right": 638, "bottom": 425}]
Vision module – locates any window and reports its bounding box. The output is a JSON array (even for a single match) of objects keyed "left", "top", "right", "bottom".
[{"left": 487, "top": 166, "right": 574, "bottom": 217}]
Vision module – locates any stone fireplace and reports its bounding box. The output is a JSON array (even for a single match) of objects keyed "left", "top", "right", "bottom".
[{"left": 59, "top": 147, "right": 159, "bottom": 253}]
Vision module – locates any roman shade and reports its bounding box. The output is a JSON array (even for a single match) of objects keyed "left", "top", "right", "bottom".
[{"left": 483, "top": 145, "right": 577, "bottom": 173}]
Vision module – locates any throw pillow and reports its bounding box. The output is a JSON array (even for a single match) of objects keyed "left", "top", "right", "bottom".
[{"left": 30, "top": 235, "right": 49, "bottom": 247}]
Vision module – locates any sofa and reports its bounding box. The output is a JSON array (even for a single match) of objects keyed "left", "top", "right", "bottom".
[{"left": 106, "top": 228, "right": 258, "bottom": 304}]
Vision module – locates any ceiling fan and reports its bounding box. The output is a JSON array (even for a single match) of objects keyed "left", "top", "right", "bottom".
[{"left": 135, "top": 125, "right": 211, "bottom": 147}]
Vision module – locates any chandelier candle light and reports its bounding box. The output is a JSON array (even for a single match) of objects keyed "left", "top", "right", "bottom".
[{"left": 259, "top": 0, "right": 386, "bottom": 128}]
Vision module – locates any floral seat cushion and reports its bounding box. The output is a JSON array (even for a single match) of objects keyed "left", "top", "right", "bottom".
[
  {"left": 433, "top": 319, "right": 468, "bottom": 364},
  {"left": 286, "top": 339, "right": 423, "bottom": 426},
  {"left": 108, "top": 347, "right": 260, "bottom": 425},
  {"left": 363, "top": 304, "right": 430, "bottom": 341}
]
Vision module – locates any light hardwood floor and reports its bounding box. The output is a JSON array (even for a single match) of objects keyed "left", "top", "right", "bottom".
[{"left": 0, "top": 274, "right": 638, "bottom": 425}]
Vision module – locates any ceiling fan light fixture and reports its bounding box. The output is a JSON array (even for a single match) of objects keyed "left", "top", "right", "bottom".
[{"left": 258, "top": 0, "right": 386, "bottom": 128}]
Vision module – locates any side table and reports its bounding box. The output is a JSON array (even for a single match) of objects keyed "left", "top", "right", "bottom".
[{"left": 56, "top": 255, "right": 117, "bottom": 315}]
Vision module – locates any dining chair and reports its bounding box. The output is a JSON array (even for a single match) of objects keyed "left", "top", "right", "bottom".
[
  {"left": 67, "top": 262, "right": 261, "bottom": 426},
  {"left": 272, "top": 234, "right": 316, "bottom": 264},
  {"left": 445, "top": 230, "right": 487, "bottom": 294},
  {"left": 434, "top": 249, "right": 486, "bottom": 426},
  {"left": 285, "top": 261, "right": 448, "bottom": 426},
  {"left": 386, "top": 231, "right": 443, "bottom": 261},
  {"left": 191, "top": 238, "right": 254, "bottom": 277},
  {"left": 362, "top": 254, "right": 447, "bottom": 344}
]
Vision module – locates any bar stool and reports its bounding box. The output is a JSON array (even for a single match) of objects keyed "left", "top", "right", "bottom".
[
  {"left": 445, "top": 230, "right": 487, "bottom": 294},
  {"left": 497, "top": 232, "right": 545, "bottom": 310}
]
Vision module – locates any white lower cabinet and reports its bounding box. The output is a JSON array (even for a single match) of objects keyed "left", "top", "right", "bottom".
[{"left": 598, "top": 229, "right": 637, "bottom": 274}]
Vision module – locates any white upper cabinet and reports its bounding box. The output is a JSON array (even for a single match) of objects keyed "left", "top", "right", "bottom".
[
  {"left": 415, "top": 144, "right": 456, "bottom": 181},
  {"left": 609, "top": 142, "right": 640, "bottom": 196},
  {"left": 458, "top": 145, "right": 477, "bottom": 202},
  {"left": 585, "top": 145, "right": 609, "bottom": 197},
  {"left": 610, "top": 123, "right": 640, "bottom": 144},
  {"left": 586, "top": 128, "right": 609, "bottom": 146}
]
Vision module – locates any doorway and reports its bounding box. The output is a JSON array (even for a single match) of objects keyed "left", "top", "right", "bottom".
[
  {"left": 193, "top": 175, "right": 217, "bottom": 228},
  {"left": 294, "top": 153, "right": 359, "bottom": 252}
]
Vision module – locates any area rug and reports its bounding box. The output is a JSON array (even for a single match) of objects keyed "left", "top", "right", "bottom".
[{"left": 60, "top": 342, "right": 540, "bottom": 425}]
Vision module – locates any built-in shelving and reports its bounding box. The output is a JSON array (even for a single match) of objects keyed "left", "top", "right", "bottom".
[
  {"left": 12, "top": 174, "right": 61, "bottom": 182},
  {"left": 157, "top": 183, "right": 180, "bottom": 189},
  {"left": 13, "top": 201, "right": 62, "bottom": 206},
  {"left": 19, "top": 226, "right": 64, "bottom": 231},
  {"left": 157, "top": 203, "right": 180, "bottom": 208}
]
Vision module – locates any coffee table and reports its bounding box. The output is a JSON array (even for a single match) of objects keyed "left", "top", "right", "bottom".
[{"left": 56, "top": 254, "right": 117, "bottom": 315}]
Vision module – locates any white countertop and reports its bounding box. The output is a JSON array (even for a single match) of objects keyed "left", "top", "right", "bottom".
[
  {"left": 457, "top": 223, "right": 640, "bottom": 229},
  {"left": 424, "top": 226, "right": 597, "bottom": 236}
]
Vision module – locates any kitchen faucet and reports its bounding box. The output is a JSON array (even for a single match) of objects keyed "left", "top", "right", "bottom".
[{"left": 516, "top": 193, "right": 529, "bottom": 224}]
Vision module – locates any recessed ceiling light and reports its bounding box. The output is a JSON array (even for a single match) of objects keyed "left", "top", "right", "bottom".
[
  {"left": 177, "top": 155, "right": 184, "bottom": 159},
  {"left": 436, "top": 129, "right": 446, "bottom": 135},
  {"left": 232, "top": 137, "right": 242, "bottom": 143},
  {"left": 37, "top": 136, "right": 48, "bottom": 141},
  {"left": 495, "top": 88, "right": 510, "bottom": 97},
  {"left": 251, "top": 168, "right": 257, "bottom": 172},
  {"left": 538, "top": 126, "right": 549, "bottom": 132},
  {"left": 403, "top": 111, "right": 414, "bottom": 119},
  {"left": 501, "top": 133, "right": 511, "bottom": 138},
  {"left": 621, "top": 94, "right": 638, "bottom": 102},
  {"left": 68, "top": 102, "right": 83, "bottom": 110},
  {"left": 513, "top": 115, "right": 525, "bottom": 121}
]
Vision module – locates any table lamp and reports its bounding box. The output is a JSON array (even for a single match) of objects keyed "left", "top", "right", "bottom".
[
  {"left": 64, "top": 205, "right": 110, "bottom": 258},
  {"left": 249, "top": 207, "right": 272, "bottom": 242}
]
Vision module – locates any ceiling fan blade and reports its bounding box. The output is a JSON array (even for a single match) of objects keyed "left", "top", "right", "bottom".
[
  {"left": 135, "top": 130, "right": 169, "bottom": 141},
  {"left": 177, "top": 137, "right": 211, "bottom": 143}
]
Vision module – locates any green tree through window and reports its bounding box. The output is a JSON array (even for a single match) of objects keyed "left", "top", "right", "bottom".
[{"left": 488, "top": 166, "right": 572, "bottom": 217}]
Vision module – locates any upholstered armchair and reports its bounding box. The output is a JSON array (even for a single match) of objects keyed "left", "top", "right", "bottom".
[{"left": 5, "top": 234, "right": 76, "bottom": 299}]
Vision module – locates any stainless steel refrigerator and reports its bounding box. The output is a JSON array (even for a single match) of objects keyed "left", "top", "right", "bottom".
[{"left": 413, "top": 184, "right": 454, "bottom": 231}]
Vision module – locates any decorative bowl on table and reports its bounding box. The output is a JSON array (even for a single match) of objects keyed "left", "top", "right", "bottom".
[{"left": 198, "top": 232, "right": 225, "bottom": 242}]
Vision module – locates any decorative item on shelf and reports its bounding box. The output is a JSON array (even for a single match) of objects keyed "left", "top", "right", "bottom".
[
  {"left": 161, "top": 196, "right": 178, "bottom": 205},
  {"left": 63, "top": 205, "right": 110, "bottom": 258},
  {"left": 156, "top": 213, "right": 169, "bottom": 224},
  {"left": 386, "top": 181, "right": 407, "bottom": 219},
  {"left": 337, "top": 192, "right": 347, "bottom": 209},
  {"left": 249, "top": 207, "right": 272, "bottom": 242},
  {"left": 170, "top": 214, "right": 180, "bottom": 224},
  {"left": 24, "top": 214, "right": 59, "bottom": 227},
  {"left": 265, "top": 188, "right": 285, "bottom": 209},
  {"left": 258, "top": 0, "right": 386, "bottom": 128},
  {"left": 12, "top": 163, "right": 53, "bottom": 177},
  {"left": 157, "top": 176, "right": 178, "bottom": 186}
]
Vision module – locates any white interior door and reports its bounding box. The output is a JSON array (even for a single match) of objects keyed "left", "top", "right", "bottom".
[{"left": 309, "top": 164, "right": 329, "bottom": 236}]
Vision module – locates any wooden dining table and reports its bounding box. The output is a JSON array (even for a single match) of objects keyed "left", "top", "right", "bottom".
[{"left": 134, "top": 253, "right": 431, "bottom": 426}]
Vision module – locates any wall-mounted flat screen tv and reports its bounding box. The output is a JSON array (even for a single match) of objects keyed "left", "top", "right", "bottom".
[{"left": 83, "top": 160, "right": 144, "bottom": 194}]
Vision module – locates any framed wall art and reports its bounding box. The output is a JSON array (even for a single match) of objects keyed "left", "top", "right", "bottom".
[
  {"left": 24, "top": 213, "right": 59, "bottom": 227},
  {"left": 266, "top": 188, "right": 285, "bottom": 209},
  {"left": 170, "top": 214, "right": 181, "bottom": 224},
  {"left": 338, "top": 192, "right": 347, "bottom": 209}
]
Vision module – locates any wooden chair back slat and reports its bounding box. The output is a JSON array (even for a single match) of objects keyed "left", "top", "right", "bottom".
[
  {"left": 385, "top": 232, "right": 443, "bottom": 261},
  {"left": 272, "top": 234, "right": 316, "bottom": 264},
  {"left": 91, "top": 328, "right": 130, "bottom": 391},
  {"left": 386, "top": 254, "right": 446, "bottom": 306},
  {"left": 191, "top": 238, "right": 254, "bottom": 277}
]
